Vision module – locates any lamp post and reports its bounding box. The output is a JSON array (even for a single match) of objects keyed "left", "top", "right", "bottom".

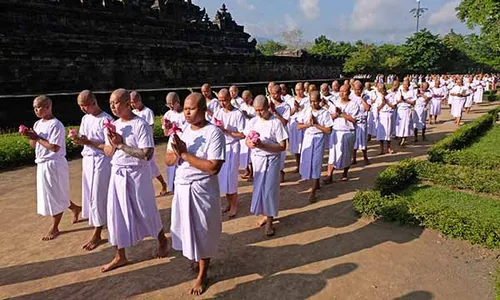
[
  {"left": 410, "top": 0, "right": 427, "bottom": 33},
  {"left": 416, "top": 0, "right": 421, "bottom": 32}
]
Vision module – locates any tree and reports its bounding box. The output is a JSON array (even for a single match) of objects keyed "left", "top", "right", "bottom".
[
  {"left": 402, "top": 29, "right": 445, "bottom": 74},
  {"left": 308, "top": 35, "right": 355, "bottom": 63},
  {"left": 457, "top": 0, "right": 500, "bottom": 51},
  {"left": 256, "top": 40, "right": 287, "bottom": 56},
  {"left": 343, "top": 44, "right": 377, "bottom": 74},
  {"left": 281, "top": 29, "right": 305, "bottom": 50}
]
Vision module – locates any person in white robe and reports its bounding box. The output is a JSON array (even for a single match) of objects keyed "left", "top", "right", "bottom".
[
  {"left": 162, "top": 92, "right": 186, "bottom": 194},
  {"left": 101, "top": 89, "right": 168, "bottom": 273},
  {"left": 351, "top": 81, "right": 371, "bottom": 164},
  {"left": 464, "top": 80, "right": 476, "bottom": 114},
  {"left": 473, "top": 75, "right": 485, "bottom": 104},
  {"left": 285, "top": 82, "right": 307, "bottom": 172},
  {"left": 165, "top": 92, "right": 225, "bottom": 296},
  {"left": 413, "top": 82, "right": 432, "bottom": 141},
  {"left": 429, "top": 79, "right": 445, "bottom": 124},
  {"left": 244, "top": 95, "right": 288, "bottom": 237},
  {"left": 364, "top": 82, "right": 378, "bottom": 140},
  {"left": 395, "top": 81, "right": 415, "bottom": 146},
  {"left": 449, "top": 77, "right": 470, "bottom": 126},
  {"left": 71, "top": 90, "right": 112, "bottom": 251},
  {"left": 324, "top": 85, "right": 359, "bottom": 183},
  {"left": 131, "top": 91, "right": 168, "bottom": 196},
  {"left": 214, "top": 89, "right": 246, "bottom": 218},
  {"left": 201, "top": 83, "right": 221, "bottom": 122},
  {"left": 375, "top": 84, "right": 397, "bottom": 154},
  {"left": 297, "top": 91, "right": 333, "bottom": 203},
  {"left": 22, "top": 95, "right": 82, "bottom": 241},
  {"left": 269, "top": 84, "right": 291, "bottom": 183},
  {"left": 229, "top": 85, "right": 244, "bottom": 109},
  {"left": 239, "top": 90, "right": 256, "bottom": 180}
]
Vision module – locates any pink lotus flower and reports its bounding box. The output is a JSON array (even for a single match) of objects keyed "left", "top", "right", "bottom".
[
  {"left": 18, "top": 124, "right": 29, "bottom": 134},
  {"left": 213, "top": 118, "right": 224, "bottom": 127},
  {"left": 167, "top": 122, "right": 183, "bottom": 136},
  {"left": 103, "top": 118, "right": 116, "bottom": 133},
  {"left": 247, "top": 130, "right": 260, "bottom": 143},
  {"left": 68, "top": 129, "right": 77, "bottom": 138}
]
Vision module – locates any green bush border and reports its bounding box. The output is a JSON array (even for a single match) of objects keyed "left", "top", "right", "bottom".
[
  {"left": 427, "top": 106, "right": 500, "bottom": 163},
  {"left": 0, "top": 116, "right": 167, "bottom": 170}
]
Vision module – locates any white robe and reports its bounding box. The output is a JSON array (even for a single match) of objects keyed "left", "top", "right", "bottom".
[
  {"left": 395, "top": 90, "right": 415, "bottom": 138},
  {"left": 106, "top": 117, "right": 163, "bottom": 249},
  {"left": 34, "top": 118, "right": 70, "bottom": 216},
  {"left": 273, "top": 102, "right": 291, "bottom": 170},
  {"left": 285, "top": 96, "right": 308, "bottom": 155},
  {"left": 413, "top": 90, "right": 431, "bottom": 130},
  {"left": 298, "top": 108, "right": 333, "bottom": 179},
  {"left": 328, "top": 100, "right": 358, "bottom": 169},
  {"left": 376, "top": 94, "right": 396, "bottom": 141},
  {"left": 245, "top": 116, "right": 288, "bottom": 217},
  {"left": 214, "top": 108, "right": 246, "bottom": 195},
  {"left": 79, "top": 112, "right": 113, "bottom": 227},
  {"left": 239, "top": 103, "right": 256, "bottom": 169},
  {"left": 352, "top": 95, "right": 369, "bottom": 150},
  {"left": 429, "top": 87, "right": 444, "bottom": 116},
  {"left": 473, "top": 80, "right": 484, "bottom": 104},
  {"left": 450, "top": 85, "right": 468, "bottom": 118},
  {"left": 162, "top": 110, "right": 186, "bottom": 191},
  {"left": 169, "top": 124, "right": 225, "bottom": 261}
]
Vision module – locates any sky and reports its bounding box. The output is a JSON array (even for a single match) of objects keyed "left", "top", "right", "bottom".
[{"left": 191, "top": 0, "right": 475, "bottom": 44}]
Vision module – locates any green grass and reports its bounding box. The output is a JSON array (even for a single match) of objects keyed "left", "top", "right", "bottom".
[
  {"left": 354, "top": 184, "right": 500, "bottom": 248},
  {"left": 443, "top": 125, "right": 500, "bottom": 170}
]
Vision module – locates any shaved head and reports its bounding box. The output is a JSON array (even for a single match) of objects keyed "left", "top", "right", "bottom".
[
  {"left": 185, "top": 92, "right": 206, "bottom": 111},
  {"left": 34, "top": 95, "right": 52, "bottom": 107},
  {"left": 270, "top": 84, "right": 280, "bottom": 94},
  {"left": 218, "top": 88, "right": 230, "bottom": 99},
  {"left": 77, "top": 90, "right": 96, "bottom": 105},
  {"left": 111, "top": 88, "right": 130, "bottom": 103},
  {"left": 253, "top": 95, "right": 268, "bottom": 108},
  {"left": 242, "top": 90, "right": 252, "bottom": 98},
  {"left": 130, "top": 90, "right": 142, "bottom": 102},
  {"left": 166, "top": 92, "right": 179, "bottom": 103}
]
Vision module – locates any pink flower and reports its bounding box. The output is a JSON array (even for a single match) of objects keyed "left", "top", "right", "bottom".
[
  {"left": 18, "top": 124, "right": 29, "bottom": 134},
  {"left": 213, "top": 118, "right": 224, "bottom": 127},
  {"left": 103, "top": 118, "right": 116, "bottom": 133},
  {"left": 68, "top": 129, "right": 77, "bottom": 138},
  {"left": 167, "top": 122, "right": 183, "bottom": 136},
  {"left": 247, "top": 130, "right": 260, "bottom": 143}
]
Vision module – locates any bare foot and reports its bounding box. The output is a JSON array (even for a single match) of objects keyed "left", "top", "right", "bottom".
[
  {"left": 42, "top": 228, "right": 60, "bottom": 241},
  {"left": 154, "top": 239, "right": 169, "bottom": 258},
  {"left": 190, "top": 261, "right": 200, "bottom": 273},
  {"left": 265, "top": 223, "right": 275, "bottom": 237},
  {"left": 240, "top": 173, "right": 250, "bottom": 179},
  {"left": 157, "top": 189, "right": 168, "bottom": 197},
  {"left": 71, "top": 206, "right": 82, "bottom": 224},
  {"left": 308, "top": 194, "right": 317, "bottom": 203},
  {"left": 228, "top": 207, "right": 237, "bottom": 218},
  {"left": 100, "top": 256, "right": 128, "bottom": 273},
  {"left": 388, "top": 148, "right": 394, "bottom": 154},
  {"left": 189, "top": 276, "right": 208, "bottom": 296},
  {"left": 256, "top": 217, "right": 267, "bottom": 228},
  {"left": 341, "top": 177, "right": 349, "bottom": 182},
  {"left": 82, "top": 236, "right": 103, "bottom": 251}
]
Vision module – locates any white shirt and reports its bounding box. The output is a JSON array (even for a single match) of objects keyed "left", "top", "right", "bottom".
[
  {"left": 244, "top": 116, "right": 288, "bottom": 156},
  {"left": 162, "top": 110, "right": 186, "bottom": 129},
  {"left": 298, "top": 107, "right": 333, "bottom": 135},
  {"left": 206, "top": 99, "right": 221, "bottom": 121},
  {"left": 286, "top": 96, "right": 309, "bottom": 120},
  {"left": 170, "top": 124, "right": 225, "bottom": 184},
  {"left": 133, "top": 106, "right": 155, "bottom": 126},
  {"left": 213, "top": 108, "right": 246, "bottom": 144},
  {"left": 330, "top": 100, "right": 359, "bottom": 131},
  {"left": 79, "top": 111, "right": 113, "bottom": 156},
  {"left": 106, "top": 116, "right": 154, "bottom": 167},
  {"left": 240, "top": 102, "right": 256, "bottom": 118},
  {"left": 396, "top": 90, "right": 416, "bottom": 110},
  {"left": 273, "top": 101, "right": 291, "bottom": 123},
  {"left": 231, "top": 97, "right": 244, "bottom": 109},
  {"left": 450, "top": 85, "right": 468, "bottom": 100},
  {"left": 351, "top": 94, "right": 370, "bottom": 120},
  {"left": 33, "top": 118, "right": 66, "bottom": 163}
]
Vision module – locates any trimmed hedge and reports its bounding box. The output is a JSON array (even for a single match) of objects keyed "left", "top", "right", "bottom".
[
  {"left": 374, "top": 159, "right": 419, "bottom": 195},
  {"left": 427, "top": 107, "right": 500, "bottom": 163},
  {"left": 354, "top": 184, "right": 500, "bottom": 249},
  {"left": 0, "top": 116, "right": 167, "bottom": 170}
]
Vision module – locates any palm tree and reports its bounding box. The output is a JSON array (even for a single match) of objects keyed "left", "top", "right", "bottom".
[{"left": 410, "top": 0, "right": 428, "bottom": 32}]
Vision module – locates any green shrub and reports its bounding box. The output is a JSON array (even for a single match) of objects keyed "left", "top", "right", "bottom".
[
  {"left": 354, "top": 184, "right": 500, "bottom": 249},
  {"left": 487, "top": 94, "right": 499, "bottom": 102},
  {"left": 374, "top": 159, "right": 419, "bottom": 195},
  {"left": 428, "top": 112, "right": 496, "bottom": 162},
  {"left": 416, "top": 161, "right": 500, "bottom": 196}
]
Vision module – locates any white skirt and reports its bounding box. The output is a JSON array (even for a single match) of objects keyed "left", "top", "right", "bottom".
[
  {"left": 171, "top": 176, "right": 221, "bottom": 261},
  {"left": 464, "top": 94, "right": 474, "bottom": 108},
  {"left": 429, "top": 99, "right": 441, "bottom": 116},
  {"left": 251, "top": 153, "right": 281, "bottom": 217},
  {"left": 82, "top": 155, "right": 111, "bottom": 227},
  {"left": 451, "top": 99, "right": 465, "bottom": 118},
  {"left": 413, "top": 105, "right": 427, "bottom": 130},
  {"left": 354, "top": 120, "right": 368, "bottom": 150},
  {"left": 36, "top": 158, "right": 70, "bottom": 216},
  {"left": 300, "top": 133, "right": 326, "bottom": 179},
  {"left": 376, "top": 111, "right": 392, "bottom": 141},
  {"left": 166, "top": 165, "right": 176, "bottom": 192},
  {"left": 288, "top": 118, "right": 303, "bottom": 155},
  {"left": 367, "top": 110, "right": 378, "bottom": 136},
  {"left": 239, "top": 138, "right": 250, "bottom": 169},
  {"left": 396, "top": 109, "right": 412, "bottom": 137},
  {"left": 328, "top": 130, "right": 355, "bottom": 169},
  {"left": 474, "top": 89, "right": 483, "bottom": 104},
  {"left": 218, "top": 142, "right": 240, "bottom": 195},
  {"left": 107, "top": 164, "right": 163, "bottom": 249}
]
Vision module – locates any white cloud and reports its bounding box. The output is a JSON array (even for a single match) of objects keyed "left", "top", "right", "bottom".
[
  {"left": 299, "top": 0, "right": 320, "bottom": 20},
  {"left": 350, "top": 0, "right": 413, "bottom": 33},
  {"left": 284, "top": 13, "right": 299, "bottom": 30},
  {"left": 427, "top": 0, "right": 460, "bottom": 26},
  {"left": 236, "top": 0, "right": 255, "bottom": 11}
]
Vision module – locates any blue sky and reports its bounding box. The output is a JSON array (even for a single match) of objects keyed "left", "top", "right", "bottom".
[{"left": 192, "top": 0, "right": 475, "bottom": 44}]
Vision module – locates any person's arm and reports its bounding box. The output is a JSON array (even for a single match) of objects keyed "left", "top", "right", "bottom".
[
  {"left": 108, "top": 130, "right": 153, "bottom": 160},
  {"left": 32, "top": 135, "right": 61, "bottom": 152},
  {"left": 220, "top": 128, "right": 245, "bottom": 139},
  {"left": 255, "top": 139, "right": 286, "bottom": 153},
  {"left": 361, "top": 98, "right": 371, "bottom": 111},
  {"left": 340, "top": 111, "right": 357, "bottom": 124},
  {"left": 73, "top": 135, "right": 106, "bottom": 151}
]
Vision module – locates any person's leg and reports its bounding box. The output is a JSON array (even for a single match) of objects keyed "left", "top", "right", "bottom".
[
  {"left": 100, "top": 247, "right": 128, "bottom": 272},
  {"left": 156, "top": 175, "right": 168, "bottom": 196},
  {"left": 42, "top": 212, "right": 63, "bottom": 241},
  {"left": 190, "top": 258, "right": 211, "bottom": 296},
  {"left": 82, "top": 226, "right": 103, "bottom": 251}
]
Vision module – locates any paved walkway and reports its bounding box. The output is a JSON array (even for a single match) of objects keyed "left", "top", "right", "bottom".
[{"left": 0, "top": 104, "right": 499, "bottom": 300}]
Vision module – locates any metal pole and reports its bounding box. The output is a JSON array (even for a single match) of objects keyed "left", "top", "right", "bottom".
[{"left": 416, "top": 0, "right": 420, "bottom": 32}]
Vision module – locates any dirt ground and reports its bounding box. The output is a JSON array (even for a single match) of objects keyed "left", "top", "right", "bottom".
[{"left": 1, "top": 103, "right": 499, "bottom": 300}]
